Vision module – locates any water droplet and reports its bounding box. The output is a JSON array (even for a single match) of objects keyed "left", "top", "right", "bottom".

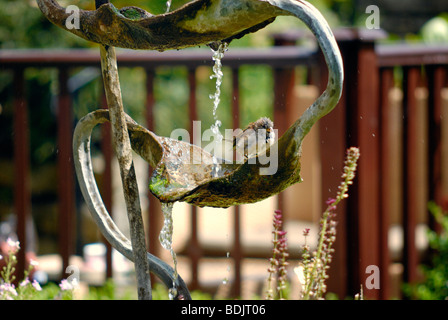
[
  {"left": 168, "top": 286, "right": 178, "bottom": 300},
  {"left": 222, "top": 250, "right": 231, "bottom": 285}
]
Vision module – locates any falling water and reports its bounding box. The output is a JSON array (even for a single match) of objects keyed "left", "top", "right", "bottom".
[
  {"left": 209, "top": 42, "right": 228, "bottom": 177},
  {"left": 165, "top": 0, "right": 172, "bottom": 13},
  {"left": 159, "top": 202, "right": 178, "bottom": 299},
  {"left": 209, "top": 42, "right": 228, "bottom": 135},
  {"left": 222, "top": 251, "right": 231, "bottom": 284}
]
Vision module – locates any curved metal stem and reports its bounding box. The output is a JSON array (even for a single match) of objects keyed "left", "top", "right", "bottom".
[
  {"left": 270, "top": 0, "right": 344, "bottom": 141},
  {"left": 73, "top": 110, "right": 191, "bottom": 300}
]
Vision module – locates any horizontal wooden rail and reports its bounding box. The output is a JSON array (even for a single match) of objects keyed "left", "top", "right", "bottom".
[
  {"left": 0, "top": 47, "right": 316, "bottom": 68},
  {"left": 377, "top": 44, "right": 448, "bottom": 67}
]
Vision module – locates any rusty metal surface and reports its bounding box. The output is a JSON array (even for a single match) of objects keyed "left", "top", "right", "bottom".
[{"left": 36, "top": 0, "right": 280, "bottom": 51}]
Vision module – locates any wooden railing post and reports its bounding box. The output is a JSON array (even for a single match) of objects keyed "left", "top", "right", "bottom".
[
  {"left": 57, "top": 67, "right": 75, "bottom": 278},
  {"left": 101, "top": 89, "right": 113, "bottom": 280},
  {"left": 277, "top": 28, "right": 387, "bottom": 299},
  {"left": 402, "top": 67, "right": 426, "bottom": 286},
  {"left": 231, "top": 67, "right": 242, "bottom": 298},
  {"left": 316, "top": 46, "right": 348, "bottom": 299},
  {"left": 13, "top": 67, "right": 30, "bottom": 281},
  {"left": 427, "top": 66, "right": 446, "bottom": 232},
  {"left": 145, "top": 68, "right": 163, "bottom": 288},
  {"left": 379, "top": 67, "right": 395, "bottom": 299},
  {"left": 187, "top": 67, "right": 202, "bottom": 291},
  {"left": 272, "top": 37, "right": 296, "bottom": 217},
  {"left": 335, "top": 29, "right": 386, "bottom": 299}
]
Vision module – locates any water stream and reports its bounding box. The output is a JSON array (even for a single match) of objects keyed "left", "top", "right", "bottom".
[
  {"left": 159, "top": 202, "right": 178, "bottom": 299},
  {"left": 157, "top": 42, "right": 229, "bottom": 298},
  {"left": 222, "top": 251, "right": 231, "bottom": 284},
  {"left": 209, "top": 42, "right": 228, "bottom": 177},
  {"left": 165, "top": 0, "right": 172, "bottom": 13},
  {"left": 209, "top": 43, "right": 234, "bottom": 286}
]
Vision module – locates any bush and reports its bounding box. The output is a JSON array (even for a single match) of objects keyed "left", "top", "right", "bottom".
[{"left": 404, "top": 202, "right": 448, "bottom": 300}]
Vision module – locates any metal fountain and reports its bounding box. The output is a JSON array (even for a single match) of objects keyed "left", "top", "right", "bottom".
[{"left": 37, "top": 0, "right": 343, "bottom": 300}]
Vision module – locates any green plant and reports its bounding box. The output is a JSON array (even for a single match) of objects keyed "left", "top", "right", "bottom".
[
  {"left": 265, "top": 147, "right": 360, "bottom": 300},
  {"left": 299, "top": 146, "right": 360, "bottom": 300},
  {"left": 0, "top": 238, "right": 40, "bottom": 300},
  {"left": 265, "top": 210, "right": 289, "bottom": 300},
  {"left": 0, "top": 238, "right": 76, "bottom": 300},
  {"left": 404, "top": 202, "right": 448, "bottom": 300}
]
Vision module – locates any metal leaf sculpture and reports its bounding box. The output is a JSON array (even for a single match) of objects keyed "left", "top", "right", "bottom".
[
  {"left": 39, "top": 0, "right": 343, "bottom": 299},
  {"left": 37, "top": 0, "right": 279, "bottom": 51},
  {"left": 55, "top": 0, "right": 344, "bottom": 206}
]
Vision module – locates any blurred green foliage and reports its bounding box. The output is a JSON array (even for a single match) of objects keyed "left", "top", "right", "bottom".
[
  {"left": 421, "top": 14, "right": 448, "bottom": 43},
  {"left": 403, "top": 202, "right": 448, "bottom": 300}
]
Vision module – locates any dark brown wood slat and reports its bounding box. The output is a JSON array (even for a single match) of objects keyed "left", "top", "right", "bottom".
[
  {"left": 187, "top": 68, "right": 202, "bottom": 291},
  {"left": 13, "top": 67, "right": 30, "bottom": 281},
  {"left": 101, "top": 90, "right": 113, "bottom": 280},
  {"left": 402, "top": 67, "right": 422, "bottom": 284},
  {"left": 57, "top": 67, "right": 75, "bottom": 278},
  {"left": 427, "top": 66, "right": 446, "bottom": 233},
  {"left": 145, "top": 68, "right": 164, "bottom": 287},
  {"left": 231, "top": 68, "right": 242, "bottom": 298},
  {"left": 353, "top": 42, "right": 381, "bottom": 300},
  {"left": 317, "top": 41, "right": 348, "bottom": 299},
  {"left": 377, "top": 44, "right": 448, "bottom": 67},
  {"left": 379, "top": 67, "right": 395, "bottom": 299}
]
